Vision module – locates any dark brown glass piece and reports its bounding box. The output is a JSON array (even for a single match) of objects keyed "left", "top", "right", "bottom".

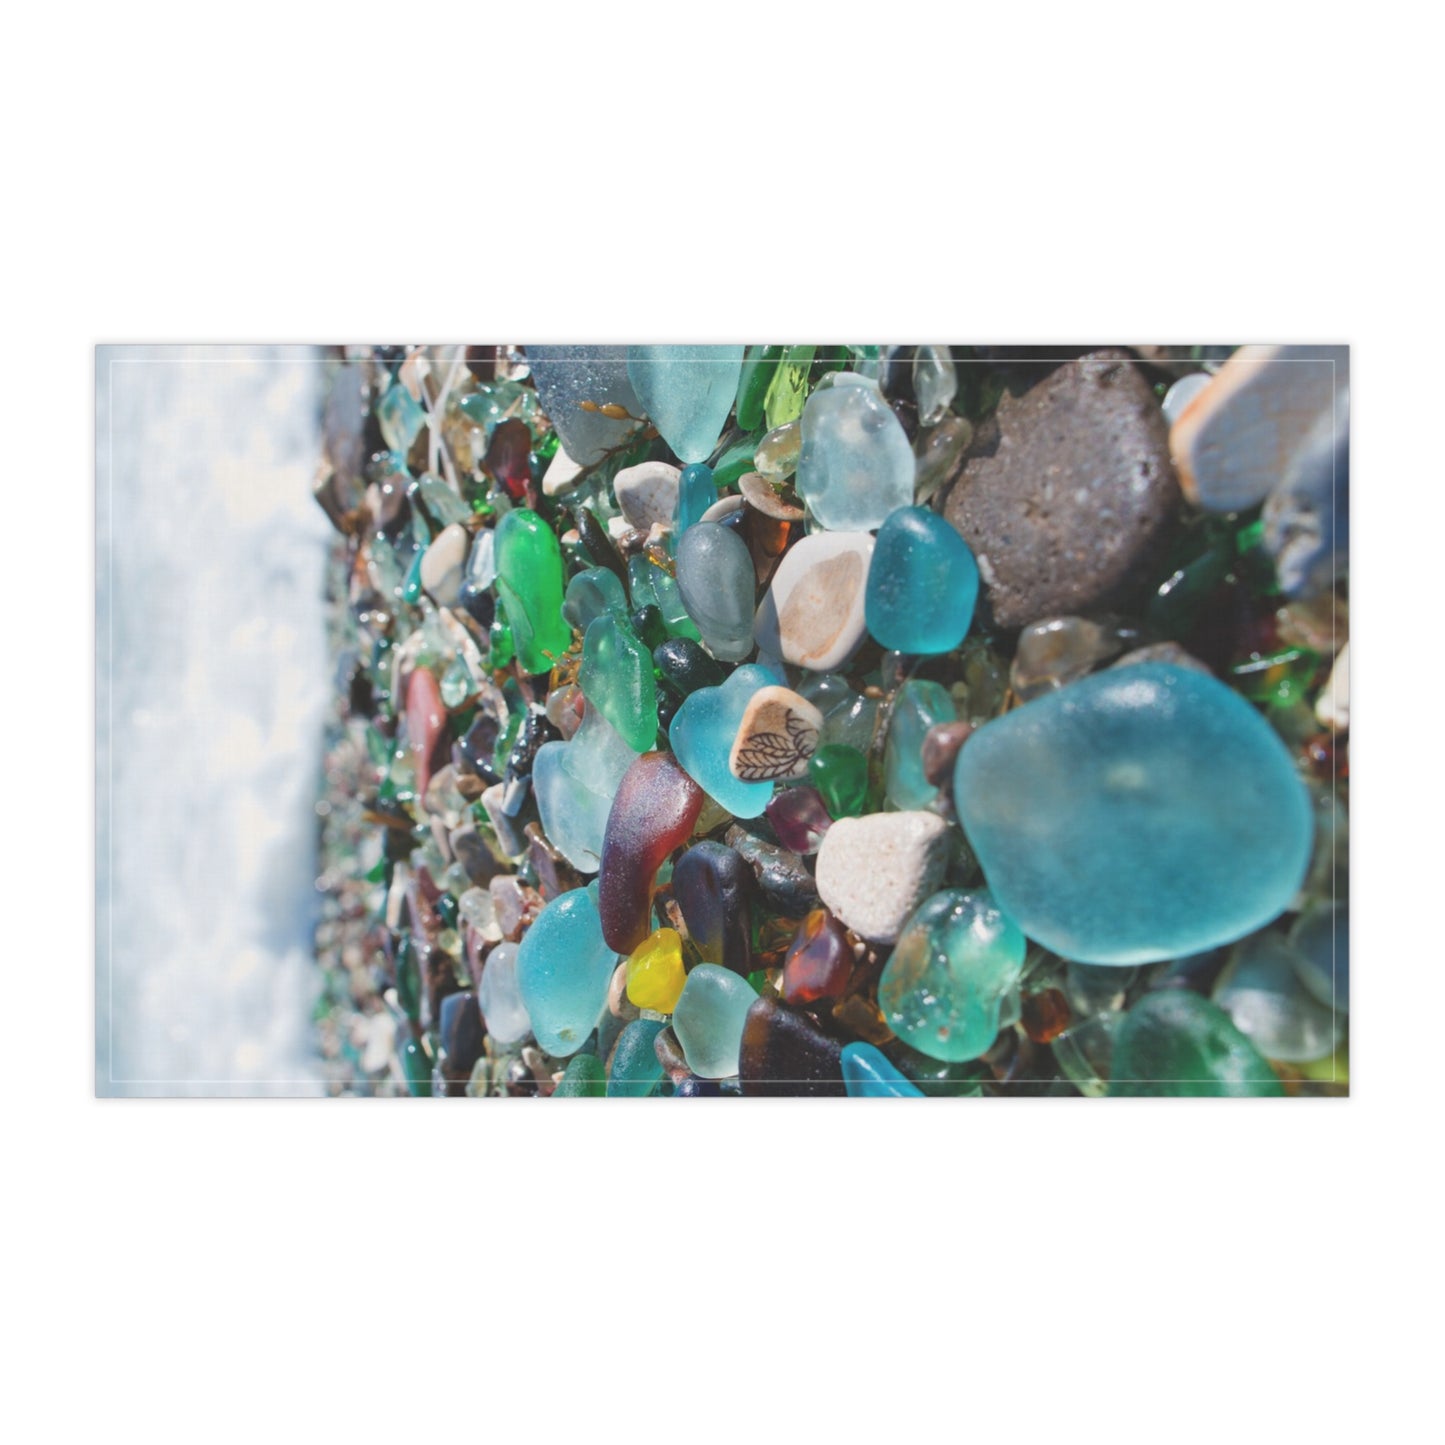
[{"left": 738, "top": 995, "right": 846, "bottom": 1097}]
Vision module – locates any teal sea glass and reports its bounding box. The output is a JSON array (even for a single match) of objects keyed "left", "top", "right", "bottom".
[
  {"left": 671, "top": 965, "right": 756, "bottom": 1079},
  {"left": 954, "top": 663, "right": 1314, "bottom": 965},
  {"left": 532, "top": 704, "right": 641, "bottom": 873},
  {"left": 563, "top": 566, "right": 628, "bottom": 633},
  {"left": 627, "top": 345, "right": 745, "bottom": 464},
  {"left": 840, "top": 1042, "right": 925, "bottom": 1098},
  {"left": 885, "top": 679, "right": 957, "bottom": 809},
  {"left": 515, "top": 884, "right": 619, "bottom": 1057},
  {"left": 579, "top": 613, "right": 658, "bottom": 752},
  {"left": 866, "top": 506, "right": 980, "bottom": 655},
  {"left": 674, "top": 462, "right": 719, "bottom": 537},
  {"left": 669, "top": 662, "right": 783, "bottom": 818},
  {"left": 607, "top": 1018, "right": 668, "bottom": 1098}
]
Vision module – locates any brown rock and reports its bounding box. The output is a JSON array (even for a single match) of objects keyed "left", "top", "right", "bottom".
[{"left": 942, "top": 350, "right": 1179, "bottom": 629}]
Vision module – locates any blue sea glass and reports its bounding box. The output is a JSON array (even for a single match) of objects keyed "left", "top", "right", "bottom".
[
  {"left": 671, "top": 965, "right": 757, "bottom": 1079},
  {"left": 532, "top": 704, "right": 641, "bottom": 873},
  {"left": 675, "top": 521, "right": 757, "bottom": 662},
  {"left": 885, "top": 679, "right": 957, "bottom": 809},
  {"left": 954, "top": 663, "right": 1315, "bottom": 965},
  {"left": 840, "top": 1042, "right": 925, "bottom": 1098},
  {"left": 795, "top": 377, "right": 914, "bottom": 531},
  {"left": 878, "top": 891, "right": 1027, "bottom": 1062},
  {"left": 669, "top": 662, "right": 783, "bottom": 818},
  {"left": 606, "top": 1018, "right": 668, "bottom": 1098},
  {"left": 563, "top": 566, "right": 628, "bottom": 633},
  {"left": 526, "top": 345, "right": 643, "bottom": 467},
  {"left": 515, "top": 883, "right": 618, "bottom": 1057},
  {"left": 866, "top": 506, "right": 980, "bottom": 655},
  {"left": 674, "top": 461, "right": 719, "bottom": 537},
  {"left": 627, "top": 345, "right": 745, "bottom": 464}
]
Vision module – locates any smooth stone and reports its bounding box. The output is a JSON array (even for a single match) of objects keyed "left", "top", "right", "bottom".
[
  {"left": 1214, "top": 931, "right": 1343, "bottom": 1063},
  {"left": 737, "top": 995, "right": 846, "bottom": 1097},
  {"left": 878, "top": 890, "right": 1026, "bottom": 1062},
  {"left": 728, "top": 685, "right": 822, "bottom": 783},
  {"left": 515, "top": 884, "right": 619, "bottom": 1058},
  {"left": 563, "top": 566, "right": 628, "bottom": 633},
  {"left": 942, "top": 350, "right": 1180, "bottom": 629},
  {"left": 739, "top": 469, "right": 805, "bottom": 522},
  {"left": 795, "top": 376, "right": 914, "bottom": 530},
  {"left": 674, "top": 522, "right": 758, "bottom": 662},
  {"left": 671, "top": 965, "right": 757, "bottom": 1078},
  {"left": 1011, "top": 616, "right": 1130, "bottom": 702},
  {"left": 625, "top": 927, "right": 687, "bottom": 1013},
  {"left": 552, "top": 1051, "right": 607, "bottom": 1097},
  {"left": 532, "top": 703, "right": 640, "bottom": 873},
  {"left": 579, "top": 613, "right": 658, "bottom": 752},
  {"left": 814, "top": 811, "right": 951, "bottom": 944},
  {"left": 672, "top": 842, "right": 756, "bottom": 975},
  {"left": 674, "top": 462, "right": 718, "bottom": 536},
  {"left": 614, "top": 461, "right": 682, "bottom": 531},
  {"left": 607, "top": 1018, "right": 668, "bottom": 1098},
  {"left": 781, "top": 908, "right": 853, "bottom": 1005},
  {"left": 865, "top": 506, "right": 979, "bottom": 655},
  {"left": 1263, "top": 387, "right": 1348, "bottom": 599},
  {"left": 542, "top": 443, "right": 585, "bottom": 497},
  {"left": 840, "top": 1042, "right": 926, "bottom": 1098},
  {"left": 598, "top": 751, "right": 705, "bottom": 955},
  {"left": 921, "top": 720, "right": 974, "bottom": 790},
  {"left": 885, "top": 680, "right": 957, "bottom": 810},
  {"left": 765, "top": 784, "right": 833, "bottom": 855},
  {"left": 627, "top": 344, "right": 744, "bottom": 464},
  {"left": 1290, "top": 902, "right": 1348, "bottom": 1013},
  {"left": 955, "top": 663, "right": 1314, "bottom": 965},
  {"left": 494, "top": 508, "right": 571, "bottom": 674},
  {"left": 1169, "top": 344, "right": 1344, "bottom": 512},
  {"left": 526, "top": 345, "right": 643, "bottom": 467},
  {"left": 1109, "top": 991, "right": 1285, "bottom": 1097},
  {"left": 754, "top": 531, "right": 874, "bottom": 672},
  {"left": 477, "top": 940, "right": 532, "bottom": 1045},
  {"left": 419, "top": 523, "right": 470, "bottom": 609},
  {"left": 669, "top": 662, "right": 785, "bottom": 818},
  {"left": 1161, "top": 371, "right": 1211, "bottom": 426}
]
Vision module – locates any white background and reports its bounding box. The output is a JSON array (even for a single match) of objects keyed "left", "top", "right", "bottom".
[{"left": 5, "top": 2, "right": 1437, "bottom": 1442}]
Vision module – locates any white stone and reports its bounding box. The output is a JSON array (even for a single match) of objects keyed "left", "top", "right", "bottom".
[
  {"left": 420, "top": 523, "right": 470, "bottom": 608},
  {"left": 815, "top": 811, "right": 951, "bottom": 944},
  {"left": 543, "top": 444, "right": 585, "bottom": 497},
  {"left": 614, "top": 461, "right": 681, "bottom": 530},
  {"left": 754, "top": 531, "right": 874, "bottom": 671},
  {"left": 1316, "top": 642, "right": 1349, "bottom": 730}
]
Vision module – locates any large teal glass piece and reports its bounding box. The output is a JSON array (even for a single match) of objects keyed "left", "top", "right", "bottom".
[
  {"left": 955, "top": 663, "right": 1314, "bottom": 965},
  {"left": 674, "top": 462, "right": 719, "bottom": 537},
  {"left": 885, "top": 679, "right": 957, "bottom": 809},
  {"left": 866, "top": 506, "right": 980, "bottom": 655},
  {"left": 795, "top": 376, "right": 914, "bottom": 530},
  {"left": 579, "top": 613, "right": 658, "bottom": 752},
  {"left": 515, "top": 883, "right": 619, "bottom": 1057},
  {"left": 840, "top": 1042, "right": 925, "bottom": 1098},
  {"left": 669, "top": 662, "right": 783, "bottom": 818},
  {"left": 627, "top": 345, "right": 745, "bottom": 464},
  {"left": 1109, "top": 991, "right": 1285, "bottom": 1097},
  {"left": 878, "top": 890, "right": 1027, "bottom": 1062},
  {"left": 671, "top": 965, "right": 756, "bottom": 1079}
]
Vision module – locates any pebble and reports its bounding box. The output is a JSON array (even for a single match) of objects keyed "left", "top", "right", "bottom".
[
  {"left": 921, "top": 720, "right": 973, "bottom": 790},
  {"left": 865, "top": 505, "right": 980, "bottom": 655},
  {"left": 625, "top": 927, "right": 687, "bottom": 1013},
  {"left": 672, "top": 842, "right": 756, "bottom": 975},
  {"left": 1263, "top": 388, "right": 1348, "bottom": 598},
  {"left": 942, "top": 350, "right": 1179, "bottom": 629},
  {"left": 542, "top": 443, "right": 585, "bottom": 497},
  {"left": 674, "top": 521, "right": 758, "bottom": 662},
  {"left": 579, "top": 613, "right": 658, "bottom": 752},
  {"left": 531, "top": 703, "right": 640, "bottom": 874},
  {"left": 477, "top": 940, "right": 532, "bottom": 1045},
  {"left": 878, "top": 890, "right": 1026, "bottom": 1062},
  {"left": 840, "top": 1042, "right": 926, "bottom": 1098},
  {"left": 1169, "top": 344, "right": 1344, "bottom": 513},
  {"left": 737, "top": 995, "right": 846, "bottom": 1097},
  {"left": 598, "top": 751, "right": 705, "bottom": 955},
  {"left": 672, "top": 965, "right": 757, "bottom": 1078},
  {"left": 526, "top": 345, "right": 643, "bottom": 467},
  {"left": 1109, "top": 990, "right": 1284, "bottom": 1097},
  {"left": 1010, "top": 616, "right": 1131, "bottom": 702},
  {"left": 815, "top": 811, "right": 951, "bottom": 944},
  {"left": 1214, "top": 931, "right": 1343, "bottom": 1063},
  {"left": 419, "top": 523, "right": 470, "bottom": 609},
  {"left": 728, "top": 685, "right": 822, "bottom": 782},
  {"left": 669, "top": 662, "right": 784, "bottom": 819},
  {"left": 754, "top": 531, "right": 874, "bottom": 671},
  {"left": 614, "top": 461, "right": 682, "bottom": 531},
  {"left": 739, "top": 469, "right": 805, "bottom": 522},
  {"left": 955, "top": 663, "right": 1313, "bottom": 965},
  {"left": 515, "top": 883, "right": 619, "bottom": 1058},
  {"left": 796, "top": 375, "right": 915, "bottom": 530},
  {"left": 627, "top": 345, "right": 744, "bottom": 464}
]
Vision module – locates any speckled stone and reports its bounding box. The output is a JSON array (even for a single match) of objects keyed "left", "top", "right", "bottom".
[
  {"left": 754, "top": 531, "right": 874, "bottom": 671},
  {"left": 942, "top": 350, "right": 1180, "bottom": 629},
  {"left": 614, "top": 461, "right": 682, "bottom": 531},
  {"left": 814, "top": 811, "right": 951, "bottom": 944}
]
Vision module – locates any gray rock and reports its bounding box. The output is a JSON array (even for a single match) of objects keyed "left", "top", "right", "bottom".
[{"left": 942, "top": 350, "right": 1179, "bottom": 629}]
